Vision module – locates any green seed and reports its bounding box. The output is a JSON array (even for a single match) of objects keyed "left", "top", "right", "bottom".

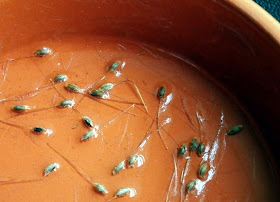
[
  {"left": 59, "top": 100, "right": 75, "bottom": 108},
  {"left": 35, "top": 47, "right": 52, "bottom": 57},
  {"left": 65, "top": 84, "right": 81, "bottom": 93},
  {"left": 189, "top": 138, "right": 199, "bottom": 151},
  {"left": 94, "top": 183, "right": 108, "bottom": 194},
  {"left": 128, "top": 155, "right": 137, "bottom": 168},
  {"left": 32, "top": 127, "right": 45, "bottom": 134},
  {"left": 178, "top": 144, "right": 187, "bottom": 158},
  {"left": 90, "top": 90, "right": 103, "bottom": 98},
  {"left": 99, "top": 83, "right": 114, "bottom": 92},
  {"left": 13, "top": 105, "right": 30, "bottom": 112},
  {"left": 83, "top": 117, "right": 93, "bottom": 128},
  {"left": 44, "top": 163, "right": 60, "bottom": 176},
  {"left": 198, "top": 163, "right": 208, "bottom": 178},
  {"left": 115, "top": 188, "right": 131, "bottom": 197},
  {"left": 227, "top": 125, "right": 243, "bottom": 136},
  {"left": 81, "top": 130, "right": 96, "bottom": 141},
  {"left": 197, "top": 143, "right": 205, "bottom": 156},
  {"left": 54, "top": 75, "right": 68, "bottom": 83},
  {"left": 158, "top": 86, "right": 166, "bottom": 99},
  {"left": 187, "top": 180, "right": 196, "bottom": 193},
  {"left": 109, "top": 61, "right": 121, "bottom": 72},
  {"left": 112, "top": 161, "right": 125, "bottom": 175}
]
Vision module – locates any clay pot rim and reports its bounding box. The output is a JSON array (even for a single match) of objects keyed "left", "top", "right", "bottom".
[{"left": 226, "top": 0, "right": 280, "bottom": 45}]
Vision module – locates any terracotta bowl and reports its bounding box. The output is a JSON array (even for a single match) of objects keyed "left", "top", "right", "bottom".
[{"left": 0, "top": 0, "right": 279, "bottom": 182}]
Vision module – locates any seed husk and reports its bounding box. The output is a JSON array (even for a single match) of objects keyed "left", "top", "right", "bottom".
[
  {"left": 187, "top": 180, "right": 196, "bottom": 193},
  {"left": 128, "top": 155, "right": 137, "bottom": 168},
  {"left": 65, "top": 84, "right": 81, "bottom": 93},
  {"left": 198, "top": 163, "right": 208, "bottom": 178},
  {"left": 35, "top": 47, "right": 52, "bottom": 57},
  {"left": 90, "top": 90, "right": 103, "bottom": 98},
  {"left": 99, "top": 83, "right": 114, "bottom": 92},
  {"left": 109, "top": 61, "right": 121, "bottom": 72},
  {"left": 44, "top": 163, "right": 60, "bottom": 176},
  {"left": 227, "top": 125, "right": 243, "bottom": 136},
  {"left": 94, "top": 183, "right": 108, "bottom": 194},
  {"left": 112, "top": 161, "right": 125, "bottom": 175},
  {"left": 54, "top": 75, "right": 68, "bottom": 83},
  {"left": 83, "top": 117, "right": 93, "bottom": 128},
  {"left": 13, "top": 105, "right": 30, "bottom": 112},
  {"left": 59, "top": 100, "right": 75, "bottom": 108},
  {"left": 197, "top": 143, "right": 205, "bottom": 156},
  {"left": 158, "top": 86, "right": 166, "bottom": 99},
  {"left": 190, "top": 138, "right": 199, "bottom": 151},
  {"left": 32, "top": 127, "right": 45, "bottom": 134},
  {"left": 178, "top": 144, "right": 187, "bottom": 158}
]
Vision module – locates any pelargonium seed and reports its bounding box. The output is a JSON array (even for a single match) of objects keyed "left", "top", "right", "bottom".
[
  {"left": 44, "top": 163, "right": 60, "bottom": 176},
  {"left": 13, "top": 105, "right": 30, "bottom": 112},
  {"left": 178, "top": 144, "right": 187, "bottom": 158},
  {"left": 35, "top": 47, "right": 52, "bottom": 57},
  {"left": 94, "top": 183, "right": 108, "bottom": 194},
  {"left": 54, "top": 75, "right": 68, "bottom": 83},
  {"left": 197, "top": 143, "right": 205, "bottom": 156},
  {"left": 190, "top": 138, "right": 199, "bottom": 151},
  {"left": 198, "top": 163, "right": 208, "bottom": 178},
  {"left": 158, "top": 86, "right": 166, "bottom": 99},
  {"left": 227, "top": 125, "right": 243, "bottom": 136},
  {"left": 112, "top": 161, "right": 125, "bottom": 175},
  {"left": 83, "top": 117, "right": 93, "bottom": 128}
]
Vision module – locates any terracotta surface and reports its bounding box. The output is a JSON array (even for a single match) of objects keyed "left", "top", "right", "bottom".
[{"left": 0, "top": 0, "right": 279, "bottom": 201}]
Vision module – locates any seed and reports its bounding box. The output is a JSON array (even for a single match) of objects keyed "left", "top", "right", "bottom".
[
  {"left": 32, "top": 127, "right": 45, "bottom": 134},
  {"left": 197, "top": 143, "right": 205, "bottom": 156},
  {"left": 13, "top": 105, "right": 30, "bottom": 112},
  {"left": 35, "top": 47, "right": 52, "bottom": 57},
  {"left": 59, "top": 100, "right": 75, "bottom": 108},
  {"left": 128, "top": 155, "right": 137, "bottom": 168},
  {"left": 112, "top": 161, "right": 125, "bottom": 175},
  {"left": 44, "top": 163, "right": 60, "bottom": 176},
  {"left": 187, "top": 180, "right": 196, "bottom": 193},
  {"left": 54, "top": 75, "right": 68, "bottom": 83},
  {"left": 178, "top": 144, "right": 187, "bottom": 158},
  {"left": 109, "top": 61, "right": 121, "bottom": 72},
  {"left": 189, "top": 138, "right": 199, "bottom": 152},
  {"left": 198, "top": 163, "right": 208, "bottom": 178},
  {"left": 81, "top": 130, "right": 96, "bottom": 141},
  {"left": 90, "top": 90, "right": 103, "bottom": 98},
  {"left": 99, "top": 83, "right": 114, "bottom": 92},
  {"left": 65, "top": 84, "right": 81, "bottom": 93},
  {"left": 115, "top": 188, "right": 130, "bottom": 197},
  {"left": 83, "top": 117, "right": 93, "bottom": 128},
  {"left": 227, "top": 125, "right": 243, "bottom": 136},
  {"left": 94, "top": 183, "right": 108, "bottom": 194},
  {"left": 158, "top": 86, "right": 166, "bottom": 99}
]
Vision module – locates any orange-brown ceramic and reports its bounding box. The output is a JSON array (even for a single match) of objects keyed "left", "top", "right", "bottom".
[{"left": 0, "top": 0, "right": 279, "bottom": 201}]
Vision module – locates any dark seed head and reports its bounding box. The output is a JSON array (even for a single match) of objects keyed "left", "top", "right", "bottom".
[
  {"left": 13, "top": 105, "right": 30, "bottom": 112},
  {"left": 187, "top": 180, "right": 196, "bottom": 193},
  {"left": 227, "top": 125, "right": 243, "bottom": 136},
  {"left": 33, "top": 127, "right": 45, "bottom": 134},
  {"left": 109, "top": 61, "right": 121, "bottom": 72},
  {"left": 83, "top": 117, "right": 93, "bottom": 128},
  {"left": 198, "top": 163, "right": 208, "bottom": 178},
  {"left": 197, "top": 143, "right": 205, "bottom": 156},
  {"left": 178, "top": 144, "right": 187, "bottom": 158},
  {"left": 90, "top": 90, "right": 103, "bottom": 98},
  {"left": 189, "top": 138, "right": 199, "bottom": 151},
  {"left": 158, "top": 86, "right": 166, "bottom": 99}
]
